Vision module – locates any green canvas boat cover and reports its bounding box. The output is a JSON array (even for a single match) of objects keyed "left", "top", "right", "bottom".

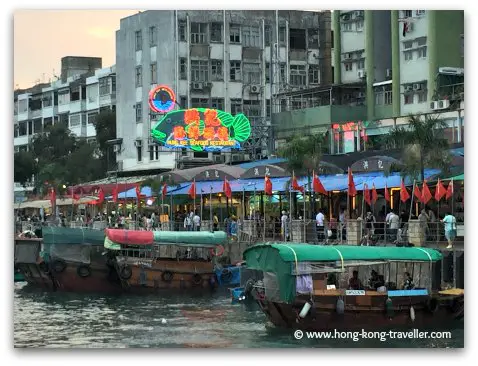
[
  {"left": 243, "top": 244, "right": 442, "bottom": 303},
  {"left": 42, "top": 226, "right": 105, "bottom": 246}
]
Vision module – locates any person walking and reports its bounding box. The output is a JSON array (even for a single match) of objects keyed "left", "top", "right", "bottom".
[{"left": 441, "top": 212, "right": 457, "bottom": 249}]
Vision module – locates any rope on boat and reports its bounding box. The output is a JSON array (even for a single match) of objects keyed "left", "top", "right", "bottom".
[
  {"left": 283, "top": 245, "right": 299, "bottom": 276},
  {"left": 331, "top": 247, "right": 344, "bottom": 272}
]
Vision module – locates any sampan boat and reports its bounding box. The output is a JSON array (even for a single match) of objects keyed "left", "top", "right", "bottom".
[{"left": 243, "top": 244, "right": 464, "bottom": 331}]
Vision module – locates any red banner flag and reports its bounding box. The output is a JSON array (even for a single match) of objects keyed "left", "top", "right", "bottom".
[
  {"left": 162, "top": 183, "right": 168, "bottom": 197},
  {"left": 384, "top": 184, "right": 390, "bottom": 202},
  {"left": 400, "top": 179, "right": 410, "bottom": 202},
  {"left": 421, "top": 181, "right": 432, "bottom": 204},
  {"left": 434, "top": 178, "right": 446, "bottom": 202},
  {"left": 135, "top": 185, "right": 141, "bottom": 200},
  {"left": 312, "top": 171, "right": 327, "bottom": 195},
  {"left": 363, "top": 184, "right": 371, "bottom": 205},
  {"left": 347, "top": 167, "right": 357, "bottom": 197},
  {"left": 188, "top": 180, "right": 196, "bottom": 199},
  {"left": 413, "top": 184, "right": 423, "bottom": 203},
  {"left": 446, "top": 180, "right": 454, "bottom": 200},
  {"left": 112, "top": 186, "right": 118, "bottom": 203},
  {"left": 371, "top": 183, "right": 378, "bottom": 204},
  {"left": 264, "top": 176, "right": 273, "bottom": 196},
  {"left": 223, "top": 177, "right": 232, "bottom": 199},
  {"left": 49, "top": 187, "right": 57, "bottom": 208},
  {"left": 97, "top": 188, "right": 105, "bottom": 205},
  {"left": 291, "top": 172, "right": 304, "bottom": 193}
]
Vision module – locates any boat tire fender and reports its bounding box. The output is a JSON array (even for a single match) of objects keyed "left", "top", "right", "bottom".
[
  {"left": 51, "top": 259, "right": 67, "bottom": 273},
  {"left": 120, "top": 265, "right": 132, "bottom": 280},
  {"left": 161, "top": 271, "right": 174, "bottom": 283},
  {"left": 77, "top": 264, "right": 91, "bottom": 278},
  {"left": 192, "top": 274, "right": 202, "bottom": 286}
]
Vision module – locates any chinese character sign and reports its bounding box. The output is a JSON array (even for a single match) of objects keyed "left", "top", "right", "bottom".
[{"left": 151, "top": 107, "right": 252, "bottom": 152}]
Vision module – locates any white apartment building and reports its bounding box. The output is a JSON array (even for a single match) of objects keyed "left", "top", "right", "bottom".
[
  {"left": 115, "top": 10, "right": 332, "bottom": 174},
  {"left": 14, "top": 57, "right": 116, "bottom": 152}
]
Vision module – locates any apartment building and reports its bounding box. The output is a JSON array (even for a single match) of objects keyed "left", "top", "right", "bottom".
[
  {"left": 13, "top": 56, "right": 116, "bottom": 152},
  {"left": 272, "top": 10, "right": 464, "bottom": 154},
  {"left": 115, "top": 10, "right": 332, "bottom": 174}
]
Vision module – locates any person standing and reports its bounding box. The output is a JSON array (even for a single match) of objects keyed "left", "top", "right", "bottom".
[
  {"left": 316, "top": 209, "right": 325, "bottom": 242},
  {"left": 387, "top": 210, "right": 400, "bottom": 243},
  {"left": 281, "top": 210, "right": 289, "bottom": 241},
  {"left": 441, "top": 212, "right": 457, "bottom": 249},
  {"left": 184, "top": 212, "right": 193, "bottom": 231},
  {"left": 213, "top": 212, "right": 219, "bottom": 231},
  {"left": 193, "top": 211, "right": 201, "bottom": 231}
]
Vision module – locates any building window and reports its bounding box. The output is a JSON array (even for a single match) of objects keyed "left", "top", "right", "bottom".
[
  {"left": 112, "top": 78, "right": 116, "bottom": 93},
  {"left": 99, "top": 77, "right": 109, "bottom": 96},
  {"left": 243, "top": 100, "right": 261, "bottom": 118},
  {"left": 178, "top": 21, "right": 186, "bottom": 41},
  {"left": 210, "top": 23, "right": 222, "bottom": 42},
  {"left": 191, "top": 60, "right": 209, "bottom": 82},
  {"left": 243, "top": 63, "right": 261, "bottom": 84},
  {"left": 266, "top": 99, "right": 271, "bottom": 117},
  {"left": 135, "top": 103, "right": 142, "bottom": 123},
  {"left": 289, "top": 28, "right": 306, "bottom": 50},
  {"left": 279, "top": 63, "right": 286, "bottom": 84},
  {"left": 290, "top": 65, "right": 306, "bottom": 86},
  {"left": 87, "top": 112, "right": 98, "bottom": 125},
  {"left": 135, "top": 66, "right": 142, "bottom": 87},
  {"left": 374, "top": 86, "right": 392, "bottom": 105},
  {"left": 417, "top": 91, "right": 427, "bottom": 103},
  {"left": 308, "top": 65, "right": 320, "bottom": 85},
  {"left": 345, "top": 62, "right": 353, "bottom": 71},
  {"left": 229, "top": 24, "right": 241, "bottom": 43},
  {"left": 69, "top": 114, "right": 81, "bottom": 128},
  {"left": 384, "top": 90, "right": 392, "bottom": 105},
  {"left": 211, "top": 60, "right": 223, "bottom": 81},
  {"left": 43, "top": 117, "right": 53, "bottom": 129},
  {"left": 341, "top": 23, "right": 352, "bottom": 31},
  {"left": 357, "top": 59, "right": 365, "bottom": 70},
  {"left": 135, "top": 30, "right": 142, "bottom": 51},
  {"left": 137, "top": 142, "right": 142, "bottom": 162},
  {"left": 356, "top": 21, "right": 364, "bottom": 31},
  {"left": 265, "top": 62, "right": 270, "bottom": 83},
  {"left": 404, "top": 93, "right": 413, "bottom": 104},
  {"left": 149, "top": 26, "right": 157, "bottom": 46},
  {"left": 211, "top": 98, "right": 224, "bottom": 110},
  {"left": 279, "top": 27, "right": 286, "bottom": 44},
  {"left": 308, "top": 28, "right": 319, "bottom": 48},
  {"left": 230, "top": 98, "right": 242, "bottom": 115},
  {"left": 191, "top": 23, "right": 208, "bottom": 44},
  {"left": 230, "top": 61, "right": 242, "bottom": 81},
  {"left": 242, "top": 26, "right": 261, "bottom": 48},
  {"left": 403, "top": 10, "right": 413, "bottom": 18},
  {"left": 179, "top": 96, "right": 187, "bottom": 109},
  {"left": 70, "top": 87, "right": 80, "bottom": 102},
  {"left": 179, "top": 58, "right": 187, "bottom": 79},
  {"left": 404, "top": 51, "right": 413, "bottom": 61},
  {"left": 264, "top": 25, "right": 271, "bottom": 45},
  {"left": 416, "top": 37, "right": 427, "bottom": 47},
  {"left": 416, "top": 10, "right": 425, "bottom": 16},
  {"left": 42, "top": 94, "right": 52, "bottom": 108},
  {"left": 150, "top": 63, "right": 157, "bottom": 84},
  {"left": 291, "top": 98, "right": 307, "bottom": 110},
  {"left": 191, "top": 98, "right": 209, "bottom": 108},
  {"left": 149, "top": 144, "right": 160, "bottom": 161},
  {"left": 417, "top": 47, "right": 427, "bottom": 59}
]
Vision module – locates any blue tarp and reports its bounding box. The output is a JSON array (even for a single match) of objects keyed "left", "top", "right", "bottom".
[
  {"left": 106, "top": 183, "right": 188, "bottom": 200},
  {"left": 215, "top": 265, "right": 241, "bottom": 286}
]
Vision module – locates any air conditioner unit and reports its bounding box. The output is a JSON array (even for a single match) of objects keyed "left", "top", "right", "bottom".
[
  {"left": 404, "top": 85, "right": 413, "bottom": 92},
  {"left": 413, "top": 83, "right": 422, "bottom": 91},
  {"left": 438, "top": 67, "right": 465, "bottom": 75},
  {"left": 354, "top": 10, "right": 364, "bottom": 17},
  {"left": 357, "top": 70, "right": 366, "bottom": 79},
  {"left": 357, "top": 92, "right": 366, "bottom": 98},
  {"left": 429, "top": 101, "right": 437, "bottom": 110},
  {"left": 386, "top": 69, "right": 392, "bottom": 78},
  {"left": 249, "top": 84, "right": 261, "bottom": 94},
  {"left": 231, "top": 154, "right": 241, "bottom": 162},
  {"left": 192, "top": 82, "right": 203, "bottom": 90},
  {"left": 430, "top": 100, "right": 450, "bottom": 111},
  {"left": 213, "top": 155, "right": 225, "bottom": 163},
  {"left": 343, "top": 14, "right": 350, "bottom": 21},
  {"left": 134, "top": 139, "right": 142, "bottom": 147},
  {"left": 406, "top": 23, "right": 414, "bottom": 33},
  {"left": 344, "top": 53, "right": 352, "bottom": 60}
]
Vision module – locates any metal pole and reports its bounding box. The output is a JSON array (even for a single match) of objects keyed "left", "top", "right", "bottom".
[
  {"left": 303, "top": 188, "right": 306, "bottom": 242},
  {"left": 200, "top": 190, "right": 203, "bottom": 230},
  {"left": 209, "top": 186, "right": 213, "bottom": 231},
  {"left": 409, "top": 180, "right": 416, "bottom": 221}
]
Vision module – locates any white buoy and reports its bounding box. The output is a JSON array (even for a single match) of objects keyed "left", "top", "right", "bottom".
[
  {"left": 161, "top": 318, "right": 167, "bottom": 324},
  {"left": 299, "top": 302, "right": 312, "bottom": 318},
  {"left": 410, "top": 306, "right": 416, "bottom": 322}
]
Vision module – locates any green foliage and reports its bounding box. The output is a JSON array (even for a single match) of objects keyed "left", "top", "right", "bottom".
[
  {"left": 93, "top": 110, "right": 117, "bottom": 171},
  {"left": 278, "top": 133, "right": 328, "bottom": 174},
  {"left": 385, "top": 114, "right": 451, "bottom": 181},
  {"left": 14, "top": 150, "right": 37, "bottom": 185}
]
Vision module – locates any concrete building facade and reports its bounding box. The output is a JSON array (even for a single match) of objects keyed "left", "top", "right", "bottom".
[{"left": 115, "top": 10, "right": 332, "bottom": 174}]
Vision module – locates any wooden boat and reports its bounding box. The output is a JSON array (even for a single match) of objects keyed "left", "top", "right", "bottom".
[
  {"left": 243, "top": 244, "right": 464, "bottom": 331},
  {"left": 104, "top": 229, "right": 227, "bottom": 292},
  {"left": 14, "top": 227, "right": 122, "bottom": 293}
]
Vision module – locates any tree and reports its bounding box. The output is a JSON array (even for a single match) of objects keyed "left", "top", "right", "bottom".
[
  {"left": 385, "top": 114, "right": 451, "bottom": 182},
  {"left": 93, "top": 110, "right": 117, "bottom": 172},
  {"left": 278, "top": 133, "right": 328, "bottom": 218},
  {"left": 14, "top": 150, "right": 37, "bottom": 185}
]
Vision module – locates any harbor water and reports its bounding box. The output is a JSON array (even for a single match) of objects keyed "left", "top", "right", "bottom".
[{"left": 14, "top": 282, "right": 464, "bottom": 348}]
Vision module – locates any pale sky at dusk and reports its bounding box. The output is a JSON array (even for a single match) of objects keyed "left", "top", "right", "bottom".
[{"left": 13, "top": 10, "right": 139, "bottom": 89}]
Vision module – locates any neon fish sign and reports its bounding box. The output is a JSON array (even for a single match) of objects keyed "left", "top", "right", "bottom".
[{"left": 151, "top": 108, "right": 251, "bottom": 152}]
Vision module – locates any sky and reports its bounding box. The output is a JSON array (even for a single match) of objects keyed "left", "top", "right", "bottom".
[{"left": 13, "top": 10, "right": 139, "bottom": 89}]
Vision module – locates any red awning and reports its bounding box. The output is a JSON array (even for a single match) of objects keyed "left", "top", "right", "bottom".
[{"left": 69, "top": 183, "right": 137, "bottom": 196}]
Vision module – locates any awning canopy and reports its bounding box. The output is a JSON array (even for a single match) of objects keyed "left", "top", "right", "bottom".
[{"left": 443, "top": 173, "right": 464, "bottom": 181}]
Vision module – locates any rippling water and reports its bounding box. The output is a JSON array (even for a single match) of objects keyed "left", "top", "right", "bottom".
[{"left": 14, "top": 282, "right": 463, "bottom": 348}]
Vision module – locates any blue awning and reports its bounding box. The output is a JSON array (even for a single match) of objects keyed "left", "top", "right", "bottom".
[{"left": 353, "top": 169, "right": 440, "bottom": 190}]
